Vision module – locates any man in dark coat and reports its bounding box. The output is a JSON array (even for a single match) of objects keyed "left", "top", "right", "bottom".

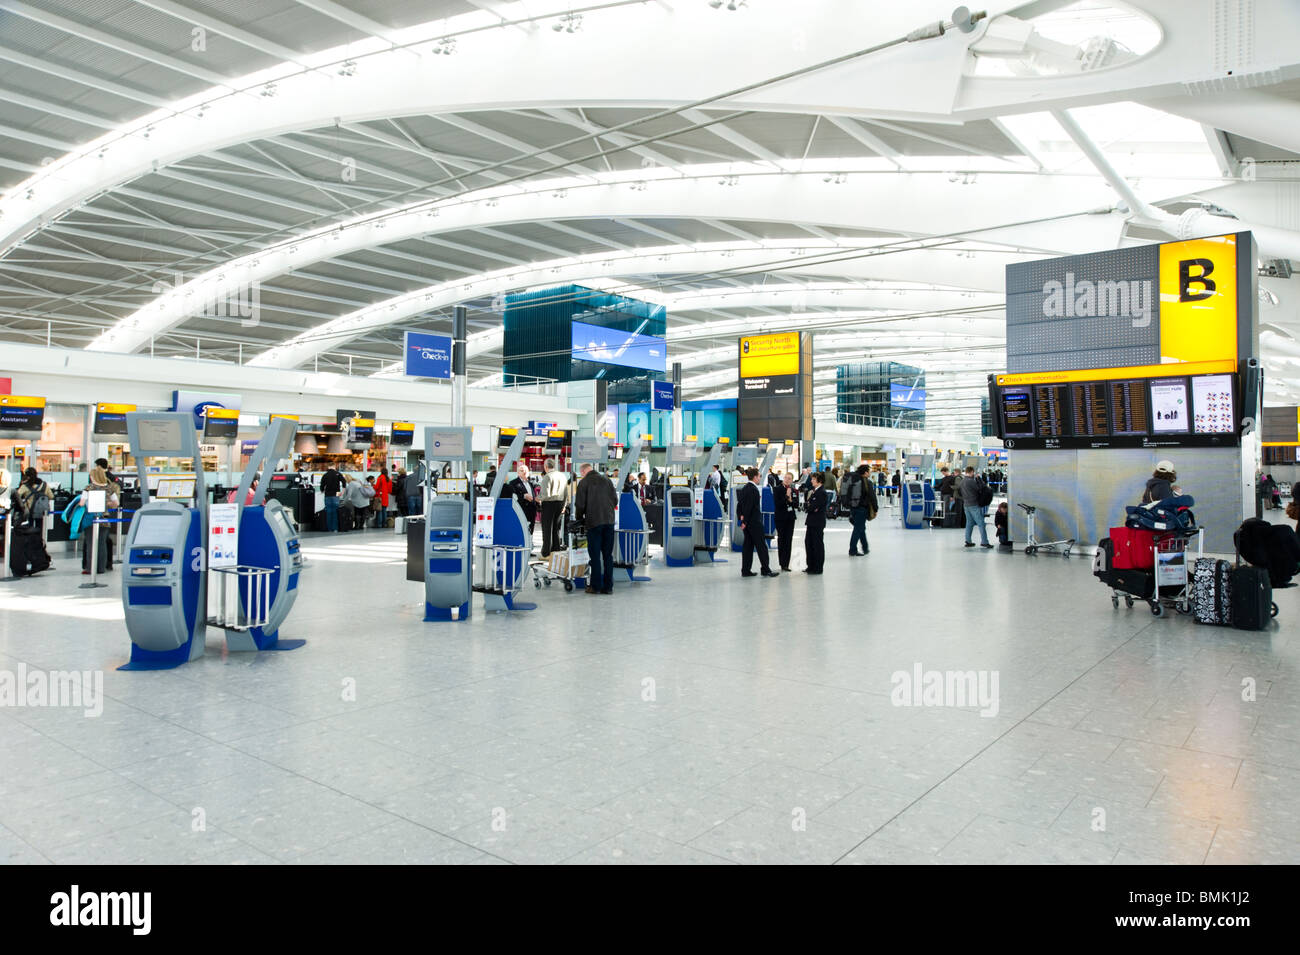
[{"left": 736, "top": 467, "right": 778, "bottom": 578}]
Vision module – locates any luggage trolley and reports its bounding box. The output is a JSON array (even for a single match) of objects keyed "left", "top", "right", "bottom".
[
  {"left": 1106, "top": 528, "right": 1203, "bottom": 618},
  {"left": 1018, "top": 503, "right": 1075, "bottom": 557},
  {"left": 531, "top": 512, "right": 583, "bottom": 593}
]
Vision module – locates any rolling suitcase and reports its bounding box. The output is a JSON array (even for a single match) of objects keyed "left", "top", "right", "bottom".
[
  {"left": 1094, "top": 538, "right": 1154, "bottom": 598},
  {"left": 1191, "top": 557, "right": 1232, "bottom": 625},
  {"left": 1229, "top": 565, "right": 1277, "bottom": 631}
]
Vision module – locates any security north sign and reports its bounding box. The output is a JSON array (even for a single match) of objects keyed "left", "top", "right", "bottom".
[{"left": 404, "top": 331, "right": 453, "bottom": 379}]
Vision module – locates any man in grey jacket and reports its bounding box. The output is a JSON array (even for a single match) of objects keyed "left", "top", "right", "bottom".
[
  {"left": 958, "top": 466, "right": 993, "bottom": 549},
  {"left": 575, "top": 463, "right": 618, "bottom": 594}
]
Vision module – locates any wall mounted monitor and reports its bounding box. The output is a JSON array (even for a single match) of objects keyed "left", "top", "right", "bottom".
[
  {"left": 999, "top": 388, "right": 1034, "bottom": 438},
  {"left": 1192, "top": 373, "right": 1235, "bottom": 434},
  {"left": 1109, "top": 380, "right": 1150, "bottom": 437},
  {"left": 390, "top": 424, "right": 414, "bottom": 446},
  {"left": 1148, "top": 378, "right": 1190, "bottom": 434},
  {"left": 203, "top": 416, "right": 238, "bottom": 440}
]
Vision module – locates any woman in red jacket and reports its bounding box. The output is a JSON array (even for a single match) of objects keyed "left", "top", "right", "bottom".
[{"left": 375, "top": 468, "right": 392, "bottom": 527}]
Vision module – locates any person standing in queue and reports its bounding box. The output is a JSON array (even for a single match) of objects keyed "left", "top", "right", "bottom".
[
  {"left": 319, "top": 464, "right": 343, "bottom": 532},
  {"left": 774, "top": 471, "right": 798, "bottom": 572},
  {"left": 575, "top": 462, "right": 618, "bottom": 594},
  {"left": 539, "top": 458, "right": 569, "bottom": 559},
  {"left": 736, "top": 467, "right": 779, "bottom": 578},
  {"left": 803, "top": 471, "right": 828, "bottom": 573},
  {"left": 502, "top": 462, "right": 538, "bottom": 536}
]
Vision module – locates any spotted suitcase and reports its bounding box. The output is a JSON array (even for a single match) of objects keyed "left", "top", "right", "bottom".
[{"left": 1191, "top": 557, "right": 1232, "bottom": 626}]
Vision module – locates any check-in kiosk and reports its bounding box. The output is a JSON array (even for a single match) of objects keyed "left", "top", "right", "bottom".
[
  {"left": 663, "top": 475, "right": 696, "bottom": 567},
  {"left": 728, "top": 445, "right": 761, "bottom": 553},
  {"left": 614, "top": 435, "right": 652, "bottom": 583},
  {"left": 477, "top": 429, "right": 534, "bottom": 612},
  {"left": 217, "top": 417, "right": 306, "bottom": 653},
  {"left": 120, "top": 412, "right": 207, "bottom": 670},
  {"left": 692, "top": 441, "right": 728, "bottom": 563},
  {"left": 902, "top": 480, "right": 927, "bottom": 530},
  {"left": 423, "top": 427, "right": 474, "bottom": 622}
]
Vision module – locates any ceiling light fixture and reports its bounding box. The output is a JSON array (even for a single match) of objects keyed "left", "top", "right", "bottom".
[
  {"left": 552, "top": 13, "right": 583, "bottom": 32},
  {"left": 338, "top": 59, "right": 357, "bottom": 75},
  {"left": 432, "top": 37, "right": 456, "bottom": 55}
]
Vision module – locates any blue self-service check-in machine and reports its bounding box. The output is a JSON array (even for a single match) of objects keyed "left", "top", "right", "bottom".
[
  {"left": 691, "top": 441, "right": 727, "bottom": 563},
  {"left": 614, "top": 435, "right": 651, "bottom": 583},
  {"left": 662, "top": 441, "right": 698, "bottom": 567},
  {"left": 902, "top": 480, "right": 927, "bottom": 530},
  {"left": 119, "top": 412, "right": 207, "bottom": 670},
  {"left": 477, "top": 429, "right": 534, "bottom": 612},
  {"left": 221, "top": 417, "right": 306, "bottom": 652},
  {"left": 422, "top": 426, "right": 473, "bottom": 622}
]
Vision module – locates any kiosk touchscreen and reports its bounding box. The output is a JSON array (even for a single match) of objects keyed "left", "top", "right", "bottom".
[
  {"left": 664, "top": 478, "right": 695, "bottom": 567},
  {"left": 423, "top": 427, "right": 473, "bottom": 621},
  {"left": 224, "top": 417, "right": 306, "bottom": 653},
  {"left": 120, "top": 412, "right": 207, "bottom": 670},
  {"left": 614, "top": 435, "right": 651, "bottom": 582}
]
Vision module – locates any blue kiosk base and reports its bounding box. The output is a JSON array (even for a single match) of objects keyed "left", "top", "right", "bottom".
[
  {"left": 483, "top": 592, "right": 536, "bottom": 612},
  {"left": 118, "top": 639, "right": 205, "bottom": 671},
  {"left": 425, "top": 601, "right": 470, "bottom": 622},
  {"left": 225, "top": 628, "right": 306, "bottom": 653}
]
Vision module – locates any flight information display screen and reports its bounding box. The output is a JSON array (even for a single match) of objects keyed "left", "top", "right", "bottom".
[
  {"left": 1109, "top": 380, "right": 1149, "bottom": 436},
  {"left": 1033, "top": 385, "right": 1069, "bottom": 438},
  {"left": 1069, "top": 383, "right": 1109, "bottom": 437},
  {"left": 1000, "top": 389, "right": 1034, "bottom": 437},
  {"left": 997, "top": 370, "right": 1241, "bottom": 449}
]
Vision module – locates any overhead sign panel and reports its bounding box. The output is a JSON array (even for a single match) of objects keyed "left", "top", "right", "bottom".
[
  {"left": 93, "top": 402, "right": 136, "bottom": 437},
  {"left": 652, "top": 380, "right": 675, "bottom": 411},
  {"left": 1005, "top": 232, "right": 1255, "bottom": 374},
  {"left": 404, "top": 331, "right": 453, "bottom": 379},
  {"left": 0, "top": 394, "right": 45, "bottom": 437},
  {"left": 737, "top": 331, "right": 813, "bottom": 442}
]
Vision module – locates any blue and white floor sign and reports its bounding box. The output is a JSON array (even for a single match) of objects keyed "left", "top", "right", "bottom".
[
  {"left": 405, "top": 331, "right": 453, "bottom": 378},
  {"left": 652, "top": 380, "right": 675, "bottom": 411}
]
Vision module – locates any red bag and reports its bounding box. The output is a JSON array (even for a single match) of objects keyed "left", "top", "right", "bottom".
[{"left": 1111, "top": 526, "right": 1160, "bottom": 570}]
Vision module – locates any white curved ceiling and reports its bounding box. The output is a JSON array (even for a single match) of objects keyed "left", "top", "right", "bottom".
[{"left": 3, "top": 0, "right": 1300, "bottom": 430}]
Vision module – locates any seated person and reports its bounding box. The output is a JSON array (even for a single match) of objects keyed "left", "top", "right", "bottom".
[{"left": 1141, "top": 460, "right": 1178, "bottom": 504}]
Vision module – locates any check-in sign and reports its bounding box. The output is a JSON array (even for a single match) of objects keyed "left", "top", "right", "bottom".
[{"left": 405, "top": 331, "right": 453, "bottom": 379}]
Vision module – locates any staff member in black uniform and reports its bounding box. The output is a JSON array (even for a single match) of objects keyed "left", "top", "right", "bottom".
[
  {"left": 501, "top": 462, "right": 538, "bottom": 535},
  {"left": 736, "top": 467, "right": 779, "bottom": 578},
  {"left": 804, "top": 471, "right": 828, "bottom": 574},
  {"left": 773, "top": 471, "right": 798, "bottom": 572}
]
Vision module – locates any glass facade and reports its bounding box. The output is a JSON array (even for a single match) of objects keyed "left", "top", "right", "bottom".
[{"left": 835, "top": 362, "right": 926, "bottom": 429}]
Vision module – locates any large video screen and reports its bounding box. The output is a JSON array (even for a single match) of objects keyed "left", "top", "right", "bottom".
[
  {"left": 571, "top": 321, "right": 667, "bottom": 373},
  {"left": 890, "top": 383, "right": 926, "bottom": 411}
]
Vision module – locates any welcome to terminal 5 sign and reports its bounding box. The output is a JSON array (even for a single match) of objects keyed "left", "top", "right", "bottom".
[{"left": 1005, "top": 232, "right": 1257, "bottom": 374}]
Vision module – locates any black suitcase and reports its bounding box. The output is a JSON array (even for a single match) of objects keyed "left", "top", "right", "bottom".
[
  {"left": 1229, "top": 565, "right": 1277, "bottom": 631},
  {"left": 9, "top": 528, "right": 52, "bottom": 577}
]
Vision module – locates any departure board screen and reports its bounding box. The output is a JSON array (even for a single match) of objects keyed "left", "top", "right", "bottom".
[
  {"left": 1000, "top": 388, "right": 1034, "bottom": 437},
  {"left": 1069, "top": 383, "right": 1109, "bottom": 437},
  {"left": 1149, "top": 378, "right": 1190, "bottom": 434},
  {"left": 1109, "top": 380, "right": 1149, "bottom": 436},
  {"left": 1033, "top": 384, "right": 1069, "bottom": 437}
]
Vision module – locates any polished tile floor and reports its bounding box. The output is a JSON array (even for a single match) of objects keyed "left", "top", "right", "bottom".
[{"left": 1, "top": 506, "right": 1298, "bottom": 864}]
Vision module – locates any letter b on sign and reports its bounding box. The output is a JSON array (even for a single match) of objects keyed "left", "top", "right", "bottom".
[{"left": 1179, "top": 258, "right": 1216, "bottom": 302}]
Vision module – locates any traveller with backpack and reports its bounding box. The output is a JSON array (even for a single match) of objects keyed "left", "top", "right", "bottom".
[
  {"left": 846, "top": 464, "right": 878, "bottom": 557},
  {"left": 9, "top": 467, "right": 53, "bottom": 577},
  {"left": 958, "top": 465, "right": 993, "bottom": 549}
]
